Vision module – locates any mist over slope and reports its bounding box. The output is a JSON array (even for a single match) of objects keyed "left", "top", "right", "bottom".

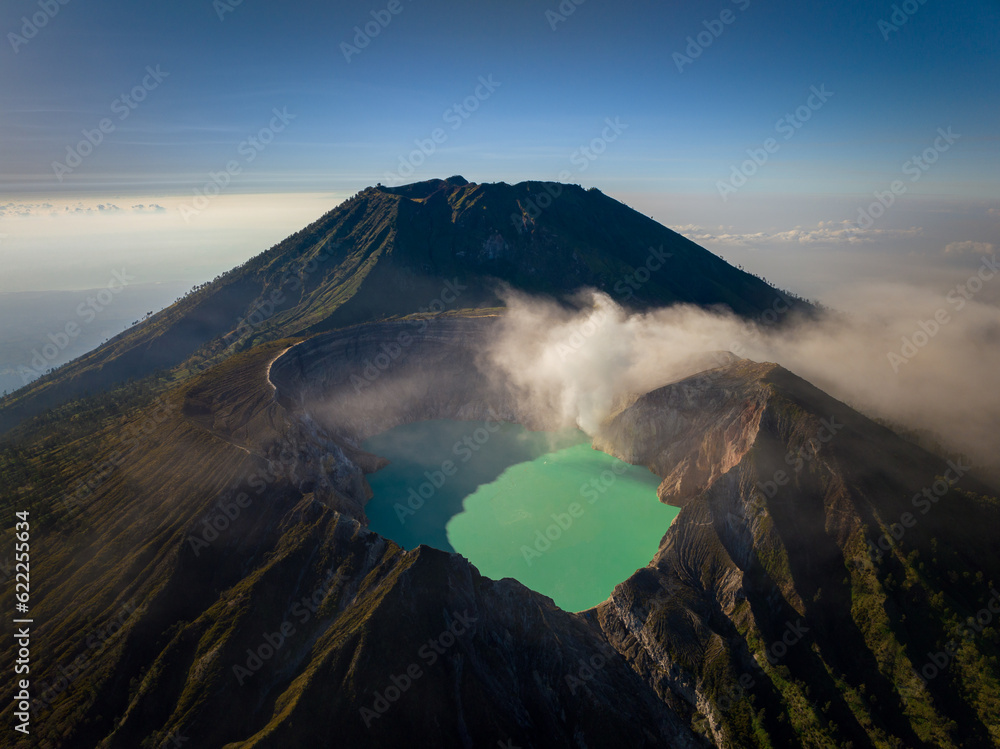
[
  {"left": 4, "top": 312, "right": 997, "bottom": 748},
  {"left": 1, "top": 176, "right": 998, "bottom": 748},
  {"left": 0, "top": 177, "right": 806, "bottom": 436},
  {"left": 487, "top": 284, "right": 1000, "bottom": 469}
]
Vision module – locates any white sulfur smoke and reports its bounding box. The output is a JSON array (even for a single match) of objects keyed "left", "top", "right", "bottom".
[{"left": 486, "top": 282, "right": 1000, "bottom": 471}]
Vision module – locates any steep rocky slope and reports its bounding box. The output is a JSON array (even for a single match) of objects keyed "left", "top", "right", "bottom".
[
  {"left": 1, "top": 294, "right": 996, "bottom": 747},
  {"left": 270, "top": 316, "right": 1000, "bottom": 747},
  {"left": 0, "top": 321, "right": 706, "bottom": 749},
  {"left": 0, "top": 177, "right": 805, "bottom": 435},
  {"left": 591, "top": 363, "right": 1000, "bottom": 748}
]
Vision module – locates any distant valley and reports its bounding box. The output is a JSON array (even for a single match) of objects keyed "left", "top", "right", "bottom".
[{"left": 0, "top": 283, "right": 188, "bottom": 396}]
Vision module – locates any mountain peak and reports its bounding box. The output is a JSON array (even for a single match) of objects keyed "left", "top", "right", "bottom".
[
  {"left": 0, "top": 177, "right": 807, "bottom": 434},
  {"left": 377, "top": 174, "right": 471, "bottom": 199}
]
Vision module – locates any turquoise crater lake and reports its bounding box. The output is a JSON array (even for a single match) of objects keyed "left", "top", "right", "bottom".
[{"left": 362, "top": 419, "right": 679, "bottom": 612}]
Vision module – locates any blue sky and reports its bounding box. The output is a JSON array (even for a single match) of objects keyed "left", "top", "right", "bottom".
[{"left": 0, "top": 0, "right": 998, "bottom": 297}]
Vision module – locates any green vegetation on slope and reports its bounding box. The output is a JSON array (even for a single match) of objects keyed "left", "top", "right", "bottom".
[{"left": 0, "top": 177, "right": 810, "bottom": 436}]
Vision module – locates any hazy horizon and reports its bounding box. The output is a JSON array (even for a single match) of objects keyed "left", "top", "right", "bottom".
[
  {"left": 3, "top": 3, "right": 1000, "bottom": 744},
  {"left": 2, "top": 0, "right": 997, "bottom": 305}
]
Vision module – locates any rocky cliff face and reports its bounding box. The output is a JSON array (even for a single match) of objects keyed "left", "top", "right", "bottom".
[
  {"left": 246, "top": 315, "right": 1000, "bottom": 748},
  {"left": 267, "top": 315, "right": 1000, "bottom": 747},
  {"left": 594, "top": 357, "right": 769, "bottom": 505},
  {"left": 97, "top": 509, "right": 702, "bottom": 749},
  {"left": 0, "top": 176, "right": 806, "bottom": 436},
  {"left": 0, "top": 320, "right": 709, "bottom": 749},
  {"left": 3, "top": 314, "right": 999, "bottom": 748},
  {"left": 591, "top": 365, "right": 1000, "bottom": 748}
]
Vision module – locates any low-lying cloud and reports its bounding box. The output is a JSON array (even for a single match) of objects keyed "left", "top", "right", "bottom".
[
  {"left": 486, "top": 276, "right": 1000, "bottom": 471},
  {"left": 945, "top": 240, "right": 995, "bottom": 256},
  {"left": 675, "top": 221, "right": 924, "bottom": 247}
]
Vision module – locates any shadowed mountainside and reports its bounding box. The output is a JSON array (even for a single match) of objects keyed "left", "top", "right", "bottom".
[
  {"left": 0, "top": 326, "right": 704, "bottom": 749},
  {"left": 591, "top": 362, "right": 1000, "bottom": 748},
  {"left": 1, "top": 317, "right": 997, "bottom": 748},
  {"left": 0, "top": 177, "right": 805, "bottom": 435}
]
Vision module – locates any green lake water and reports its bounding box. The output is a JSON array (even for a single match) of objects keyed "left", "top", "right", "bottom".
[{"left": 362, "top": 419, "right": 679, "bottom": 612}]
